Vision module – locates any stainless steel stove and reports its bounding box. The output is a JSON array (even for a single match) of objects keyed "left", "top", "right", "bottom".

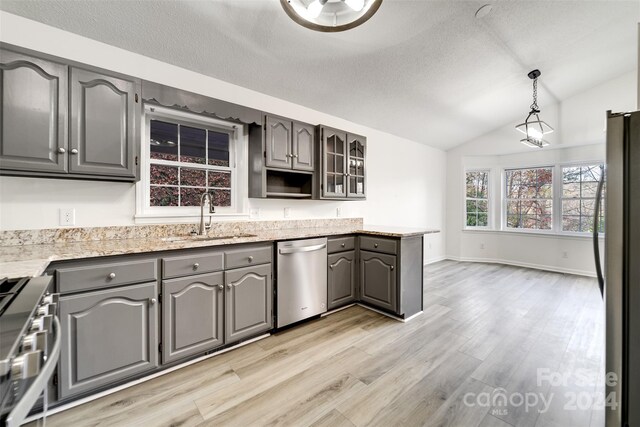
[{"left": 0, "top": 275, "right": 60, "bottom": 427}]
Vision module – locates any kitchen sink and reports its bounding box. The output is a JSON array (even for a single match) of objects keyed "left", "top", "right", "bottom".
[{"left": 161, "top": 234, "right": 257, "bottom": 242}]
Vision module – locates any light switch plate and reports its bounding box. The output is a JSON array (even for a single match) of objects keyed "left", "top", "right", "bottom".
[
  {"left": 336, "top": 207, "right": 342, "bottom": 217},
  {"left": 59, "top": 208, "right": 75, "bottom": 226}
]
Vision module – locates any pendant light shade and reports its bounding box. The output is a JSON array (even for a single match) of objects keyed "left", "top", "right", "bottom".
[
  {"left": 281, "top": 0, "right": 383, "bottom": 32},
  {"left": 515, "top": 69, "right": 554, "bottom": 148}
]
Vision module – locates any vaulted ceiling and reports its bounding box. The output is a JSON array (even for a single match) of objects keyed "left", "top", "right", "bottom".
[{"left": 1, "top": 0, "right": 637, "bottom": 150}]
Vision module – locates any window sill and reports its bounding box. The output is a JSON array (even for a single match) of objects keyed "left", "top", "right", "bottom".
[{"left": 462, "top": 228, "right": 604, "bottom": 240}]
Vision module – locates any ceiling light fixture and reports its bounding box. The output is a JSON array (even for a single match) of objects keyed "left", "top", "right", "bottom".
[
  {"left": 281, "top": 0, "right": 383, "bottom": 32},
  {"left": 515, "top": 69, "right": 554, "bottom": 148}
]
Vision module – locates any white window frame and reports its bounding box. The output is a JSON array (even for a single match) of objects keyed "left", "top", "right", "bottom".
[
  {"left": 463, "top": 169, "right": 491, "bottom": 230},
  {"left": 135, "top": 104, "right": 249, "bottom": 223},
  {"left": 557, "top": 161, "right": 605, "bottom": 237},
  {"left": 502, "top": 165, "right": 554, "bottom": 234}
]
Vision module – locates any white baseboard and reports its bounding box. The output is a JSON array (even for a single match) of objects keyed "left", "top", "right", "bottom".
[
  {"left": 443, "top": 255, "right": 596, "bottom": 278},
  {"left": 423, "top": 256, "right": 447, "bottom": 265}
]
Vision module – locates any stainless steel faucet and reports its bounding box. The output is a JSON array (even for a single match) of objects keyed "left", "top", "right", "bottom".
[{"left": 198, "top": 192, "right": 215, "bottom": 235}]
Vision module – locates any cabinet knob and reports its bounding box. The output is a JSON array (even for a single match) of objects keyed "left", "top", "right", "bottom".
[
  {"left": 329, "top": 264, "right": 334, "bottom": 270},
  {"left": 292, "top": 154, "right": 298, "bottom": 158},
  {"left": 108, "top": 272, "right": 116, "bottom": 279},
  {"left": 193, "top": 263, "right": 200, "bottom": 270},
  {"left": 150, "top": 298, "right": 157, "bottom": 305},
  {"left": 341, "top": 243, "right": 345, "bottom": 248},
  {"left": 248, "top": 256, "right": 254, "bottom": 263},
  {"left": 391, "top": 265, "right": 394, "bottom": 270},
  {"left": 70, "top": 148, "right": 79, "bottom": 155},
  {"left": 218, "top": 284, "right": 224, "bottom": 291},
  {"left": 374, "top": 243, "right": 378, "bottom": 248},
  {"left": 57, "top": 147, "right": 66, "bottom": 154},
  {"left": 227, "top": 284, "right": 233, "bottom": 289}
]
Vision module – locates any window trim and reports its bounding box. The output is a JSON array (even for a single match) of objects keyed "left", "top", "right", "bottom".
[
  {"left": 463, "top": 168, "right": 491, "bottom": 230},
  {"left": 135, "top": 104, "right": 249, "bottom": 222}
]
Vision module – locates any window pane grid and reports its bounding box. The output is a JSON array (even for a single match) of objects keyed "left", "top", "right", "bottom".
[
  {"left": 465, "top": 171, "right": 489, "bottom": 227},
  {"left": 561, "top": 164, "right": 604, "bottom": 233}
]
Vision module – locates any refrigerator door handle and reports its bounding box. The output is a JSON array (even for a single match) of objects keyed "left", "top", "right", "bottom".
[{"left": 593, "top": 164, "right": 605, "bottom": 298}]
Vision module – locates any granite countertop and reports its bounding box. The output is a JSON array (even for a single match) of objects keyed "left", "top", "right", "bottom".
[{"left": 0, "top": 225, "right": 439, "bottom": 279}]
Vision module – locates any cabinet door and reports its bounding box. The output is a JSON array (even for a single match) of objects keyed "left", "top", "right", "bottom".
[
  {"left": 0, "top": 49, "right": 68, "bottom": 173},
  {"left": 69, "top": 67, "right": 136, "bottom": 177},
  {"left": 292, "top": 122, "right": 315, "bottom": 172},
  {"left": 328, "top": 250, "right": 356, "bottom": 310},
  {"left": 265, "top": 115, "right": 292, "bottom": 169},
  {"left": 360, "top": 250, "right": 397, "bottom": 313},
  {"left": 58, "top": 282, "right": 158, "bottom": 399},
  {"left": 321, "top": 126, "right": 347, "bottom": 198},
  {"left": 225, "top": 264, "right": 272, "bottom": 343},
  {"left": 346, "top": 133, "right": 366, "bottom": 199},
  {"left": 162, "top": 272, "right": 224, "bottom": 364}
]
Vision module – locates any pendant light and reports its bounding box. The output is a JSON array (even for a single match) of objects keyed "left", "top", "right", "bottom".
[
  {"left": 281, "top": 0, "right": 382, "bottom": 32},
  {"left": 515, "top": 69, "right": 554, "bottom": 148}
]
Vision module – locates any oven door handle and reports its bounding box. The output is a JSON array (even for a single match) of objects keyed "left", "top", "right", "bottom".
[{"left": 6, "top": 316, "right": 61, "bottom": 427}]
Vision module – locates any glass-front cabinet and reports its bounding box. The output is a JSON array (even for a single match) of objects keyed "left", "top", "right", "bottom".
[{"left": 318, "top": 126, "right": 366, "bottom": 200}]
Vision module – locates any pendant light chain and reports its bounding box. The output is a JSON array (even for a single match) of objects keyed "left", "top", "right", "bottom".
[{"left": 530, "top": 78, "right": 539, "bottom": 112}]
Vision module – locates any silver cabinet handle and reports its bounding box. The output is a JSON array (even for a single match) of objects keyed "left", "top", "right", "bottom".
[
  {"left": 193, "top": 263, "right": 200, "bottom": 270},
  {"left": 70, "top": 148, "right": 79, "bottom": 155},
  {"left": 227, "top": 284, "right": 232, "bottom": 289},
  {"left": 57, "top": 147, "right": 66, "bottom": 154},
  {"left": 391, "top": 265, "right": 394, "bottom": 270},
  {"left": 108, "top": 272, "right": 116, "bottom": 279},
  {"left": 341, "top": 243, "right": 346, "bottom": 248},
  {"left": 150, "top": 298, "right": 157, "bottom": 305},
  {"left": 329, "top": 264, "right": 335, "bottom": 270},
  {"left": 248, "top": 256, "right": 254, "bottom": 263},
  {"left": 218, "top": 284, "right": 223, "bottom": 291},
  {"left": 374, "top": 243, "right": 379, "bottom": 248},
  {"left": 279, "top": 243, "right": 327, "bottom": 254},
  {"left": 292, "top": 154, "right": 298, "bottom": 158}
]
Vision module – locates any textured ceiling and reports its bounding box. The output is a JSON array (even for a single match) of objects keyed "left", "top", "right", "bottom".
[{"left": 1, "top": 0, "right": 638, "bottom": 150}]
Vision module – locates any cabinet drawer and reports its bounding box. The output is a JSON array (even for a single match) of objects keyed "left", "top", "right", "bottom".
[
  {"left": 56, "top": 259, "right": 157, "bottom": 294},
  {"left": 359, "top": 236, "right": 397, "bottom": 255},
  {"left": 327, "top": 236, "right": 356, "bottom": 254},
  {"left": 162, "top": 252, "right": 223, "bottom": 279},
  {"left": 225, "top": 245, "right": 272, "bottom": 270}
]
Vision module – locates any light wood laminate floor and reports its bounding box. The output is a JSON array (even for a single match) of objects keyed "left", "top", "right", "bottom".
[{"left": 40, "top": 261, "right": 605, "bottom": 427}]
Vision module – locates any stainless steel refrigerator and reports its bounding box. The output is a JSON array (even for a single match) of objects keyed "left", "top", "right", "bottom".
[{"left": 601, "top": 110, "right": 640, "bottom": 427}]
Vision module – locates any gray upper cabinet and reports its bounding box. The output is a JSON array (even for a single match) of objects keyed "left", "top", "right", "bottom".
[
  {"left": 70, "top": 67, "right": 137, "bottom": 178},
  {"left": 328, "top": 250, "right": 357, "bottom": 310},
  {"left": 162, "top": 272, "right": 224, "bottom": 364},
  {"left": 346, "top": 133, "right": 366, "bottom": 198},
  {"left": 292, "top": 122, "right": 315, "bottom": 172},
  {"left": 319, "top": 126, "right": 347, "bottom": 198},
  {"left": 0, "top": 49, "right": 68, "bottom": 173},
  {"left": 58, "top": 281, "right": 159, "bottom": 399},
  {"left": 225, "top": 263, "right": 273, "bottom": 343},
  {"left": 265, "top": 115, "right": 292, "bottom": 169},
  {"left": 359, "top": 250, "right": 397, "bottom": 313},
  {"left": 264, "top": 114, "right": 315, "bottom": 172},
  {"left": 318, "top": 125, "right": 366, "bottom": 200}
]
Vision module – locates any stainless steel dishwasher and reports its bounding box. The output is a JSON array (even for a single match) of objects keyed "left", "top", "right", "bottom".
[{"left": 277, "top": 237, "right": 328, "bottom": 328}]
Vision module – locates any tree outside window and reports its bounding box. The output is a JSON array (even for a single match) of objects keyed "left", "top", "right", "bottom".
[
  {"left": 562, "top": 164, "right": 604, "bottom": 233},
  {"left": 505, "top": 167, "right": 553, "bottom": 230},
  {"left": 465, "top": 170, "right": 489, "bottom": 227}
]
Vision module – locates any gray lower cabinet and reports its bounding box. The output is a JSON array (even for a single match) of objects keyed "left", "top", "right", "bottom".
[
  {"left": 58, "top": 282, "right": 159, "bottom": 399},
  {"left": 70, "top": 67, "right": 137, "bottom": 177},
  {"left": 162, "top": 272, "right": 224, "bottom": 364},
  {"left": 0, "top": 49, "right": 68, "bottom": 173},
  {"left": 359, "top": 250, "right": 397, "bottom": 313},
  {"left": 328, "top": 250, "right": 357, "bottom": 310},
  {"left": 225, "top": 263, "right": 273, "bottom": 343}
]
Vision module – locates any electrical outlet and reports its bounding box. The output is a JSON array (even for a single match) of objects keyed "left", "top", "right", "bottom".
[
  {"left": 59, "top": 208, "right": 75, "bottom": 226},
  {"left": 336, "top": 207, "right": 342, "bottom": 218},
  {"left": 250, "top": 208, "right": 260, "bottom": 218},
  {"left": 563, "top": 251, "right": 568, "bottom": 259},
  {"left": 480, "top": 243, "right": 485, "bottom": 250},
  {"left": 284, "top": 207, "right": 291, "bottom": 218}
]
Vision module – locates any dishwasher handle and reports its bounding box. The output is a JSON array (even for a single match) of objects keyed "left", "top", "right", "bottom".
[{"left": 278, "top": 243, "right": 327, "bottom": 255}]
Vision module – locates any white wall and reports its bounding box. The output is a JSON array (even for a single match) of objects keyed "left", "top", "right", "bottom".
[
  {"left": 446, "top": 71, "right": 637, "bottom": 276},
  {"left": 0, "top": 12, "right": 446, "bottom": 262}
]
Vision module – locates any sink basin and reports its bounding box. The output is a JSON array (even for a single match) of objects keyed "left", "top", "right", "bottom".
[{"left": 161, "top": 234, "right": 257, "bottom": 242}]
